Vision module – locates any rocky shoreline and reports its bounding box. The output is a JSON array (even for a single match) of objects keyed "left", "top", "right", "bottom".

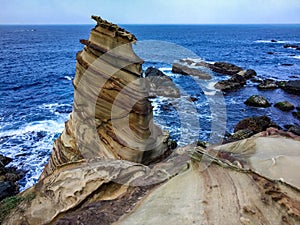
[{"left": 1, "top": 17, "right": 300, "bottom": 225}]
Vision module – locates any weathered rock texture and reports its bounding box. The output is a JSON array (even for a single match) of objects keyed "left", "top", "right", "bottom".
[
  {"left": 3, "top": 16, "right": 300, "bottom": 225},
  {"left": 3, "top": 134, "right": 300, "bottom": 225},
  {"left": 41, "top": 16, "right": 169, "bottom": 178}
]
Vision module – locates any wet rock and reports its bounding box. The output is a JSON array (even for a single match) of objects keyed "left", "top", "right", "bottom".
[
  {"left": 0, "top": 155, "right": 12, "bottom": 168},
  {"left": 293, "top": 111, "right": 300, "bottom": 120},
  {"left": 237, "top": 69, "right": 257, "bottom": 79},
  {"left": 284, "top": 44, "right": 300, "bottom": 49},
  {"left": 244, "top": 95, "right": 271, "bottom": 108},
  {"left": 274, "top": 101, "right": 295, "bottom": 111},
  {"left": 280, "top": 80, "right": 300, "bottom": 95},
  {"left": 0, "top": 181, "right": 18, "bottom": 201},
  {"left": 287, "top": 124, "right": 300, "bottom": 136},
  {"left": 234, "top": 116, "right": 273, "bottom": 133},
  {"left": 267, "top": 52, "right": 274, "bottom": 54},
  {"left": 171, "top": 63, "right": 212, "bottom": 79},
  {"left": 225, "top": 129, "right": 254, "bottom": 143},
  {"left": 282, "top": 63, "right": 293, "bottom": 67},
  {"left": 0, "top": 155, "right": 23, "bottom": 201},
  {"left": 210, "top": 62, "right": 243, "bottom": 75},
  {"left": 145, "top": 67, "right": 180, "bottom": 98},
  {"left": 271, "top": 39, "right": 278, "bottom": 43},
  {"left": 257, "top": 79, "right": 278, "bottom": 90},
  {"left": 214, "top": 74, "right": 246, "bottom": 92}
]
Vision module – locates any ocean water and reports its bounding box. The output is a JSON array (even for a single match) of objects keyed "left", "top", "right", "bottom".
[{"left": 0, "top": 24, "right": 300, "bottom": 190}]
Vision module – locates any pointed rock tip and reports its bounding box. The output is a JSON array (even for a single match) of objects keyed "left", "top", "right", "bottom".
[{"left": 91, "top": 15, "right": 137, "bottom": 42}]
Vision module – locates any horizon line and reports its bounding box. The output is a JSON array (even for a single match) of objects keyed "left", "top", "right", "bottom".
[{"left": 1, "top": 22, "right": 300, "bottom": 26}]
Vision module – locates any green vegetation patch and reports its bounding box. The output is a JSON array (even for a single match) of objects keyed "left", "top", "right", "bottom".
[{"left": 0, "top": 193, "right": 35, "bottom": 223}]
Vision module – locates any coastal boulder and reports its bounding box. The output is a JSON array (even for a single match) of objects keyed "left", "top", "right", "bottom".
[
  {"left": 210, "top": 62, "right": 243, "bottom": 75},
  {"left": 234, "top": 116, "right": 273, "bottom": 133},
  {"left": 172, "top": 63, "right": 212, "bottom": 79},
  {"left": 145, "top": 67, "right": 180, "bottom": 98},
  {"left": 237, "top": 69, "right": 257, "bottom": 79},
  {"left": 257, "top": 79, "right": 278, "bottom": 90},
  {"left": 274, "top": 101, "right": 295, "bottom": 111},
  {"left": 0, "top": 155, "right": 23, "bottom": 201},
  {"left": 214, "top": 74, "right": 246, "bottom": 92},
  {"left": 280, "top": 80, "right": 300, "bottom": 95},
  {"left": 244, "top": 95, "right": 271, "bottom": 107}
]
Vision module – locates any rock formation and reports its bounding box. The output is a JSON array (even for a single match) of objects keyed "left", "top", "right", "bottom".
[
  {"left": 40, "top": 16, "right": 172, "bottom": 178},
  {"left": 172, "top": 63, "right": 212, "bottom": 79},
  {"left": 2, "top": 16, "right": 300, "bottom": 225},
  {"left": 274, "top": 101, "right": 295, "bottom": 111},
  {"left": 244, "top": 95, "right": 271, "bottom": 108},
  {"left": 144, "top": 67, "right": 180, "bottom": 98}
]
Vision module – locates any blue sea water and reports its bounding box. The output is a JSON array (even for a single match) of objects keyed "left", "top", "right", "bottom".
[{"left": 0, "top": 24, "right": 300, "bottom": 190}]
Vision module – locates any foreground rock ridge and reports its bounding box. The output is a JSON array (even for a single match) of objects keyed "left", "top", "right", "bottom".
[
  {"left": 41, "top": 16, "right": 169, "bottom": 178},
  {"left": 2, "top": 16, "right": 300, "bottom": 225}
]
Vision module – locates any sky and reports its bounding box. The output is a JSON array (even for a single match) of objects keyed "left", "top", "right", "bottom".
[{"left": 0, "top": 0, "right": 300, "bottom": 25}]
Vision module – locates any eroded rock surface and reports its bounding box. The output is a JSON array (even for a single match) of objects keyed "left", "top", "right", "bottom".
[
  {"left": 41, "top": 16, "right": 170, "bottom": 178},
  {"left": 3, "top": 16, "right": 300, "bottom": 225}
]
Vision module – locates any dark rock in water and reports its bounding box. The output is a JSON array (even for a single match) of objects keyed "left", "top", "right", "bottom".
[
  {"left": 0, "top": 154, "right": 24, "bottom": 200},
  {"left": 237, "top": 69, "right": 257, "bottom": 79},
  {"left": 210, "top": 62, "right": 243, "bottom": 75},
  {"left": 0, "top": 155, "right": 12, "bottom": 167},
  {"left": 284, "top": 44, "right": 300, "bottom": 49},
  {"left": 172, "top": 63, "right": 212, "bottom": 79},
  {"left": 271, "top": 39, "right": 278, "bottom": 43},
  {"left": 179, "top": 59, "right": 194, "bottom": 65},
  {"left": 274, "top": 101, "right": 295, "bottom": 111},
  {"left": 145, "top": 67, "right": 180, "bottom": 98},
  {"left": 287, "top": 124, "right": 300, "bottom": 136},
  {"left": 280, "top": 80, "right": 300, "bottom": 95},
  {"left": 257, "top": 79, "right": 278, "bottom": 90},
  {"left": 0, "top": 181, "right": 18, "bottom": 201},
  {"left": 234, "top": 116, "right": 273, "bottom": 134},
  {"left": 225, "top": 129, "right": 254, "bottom": 143},
  {"left": 267, "top": 52, "right": 275, "bottom": 54},
  {"left": 281, "top": 63, "right": 293, "bottom": 67},
  {"left": 214, "top": 74, "right": 246, "bottom": 92},
  {"left": 292, "top": 111, "right": 300, "bottom": 120},
  {"left": 145, "top": 67, "right": 166, "bottom": 77},
  {"left": 244, "top": 95, "right": 271, "bottom": 108},
  {"left": 296, "top": 106, "right": 300, "bottom": 111}
]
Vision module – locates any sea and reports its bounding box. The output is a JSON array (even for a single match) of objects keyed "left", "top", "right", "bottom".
[{"left": 0, "top": 24, "right": 300, "bottom": 191}]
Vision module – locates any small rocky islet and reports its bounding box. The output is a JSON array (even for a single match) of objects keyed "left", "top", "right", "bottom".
[{"left": 1, "top": 17, "right": 300, "bottom": 225}]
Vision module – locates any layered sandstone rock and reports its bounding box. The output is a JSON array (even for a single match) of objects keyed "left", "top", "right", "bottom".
[
  {"left": 41, "top": 16, "right": 169, "bottom": 178},
  {"left": 3, "top": 16, "right": 300, "bottom": 225},
  {"left": 3, "top": 134, "right": 300, "bottom": 225}
]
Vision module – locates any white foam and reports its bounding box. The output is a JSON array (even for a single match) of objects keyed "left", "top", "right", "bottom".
[
  {"left": 0, "top": 119, "right": 66, "bottom": 138},
  {"left": 254, "top": 40, "right": 291, "bottom": 44},
  {"left": 64, "top": 76, "right": 72, "bottom": 81},
  {"left": 293, "top": 55, "right": 300, "bottom": 60},
  {"left": 159, "top": 67, "right": 172, "bottom": 71}
]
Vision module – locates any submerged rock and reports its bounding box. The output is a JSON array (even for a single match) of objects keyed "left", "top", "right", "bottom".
[
  {"left": 274, "top": 101, "right": 295, "bottom": 111},
  {"left": 244, "top": 95, "right": 271, "bottom": 108},
  {"left": 144, "top": 67, "right": 180, "bottom": 98}
]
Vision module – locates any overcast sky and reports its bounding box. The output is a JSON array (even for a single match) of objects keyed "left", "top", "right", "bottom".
[{"left": 1, "top": 0, "right": 300, "bottom": 24}]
